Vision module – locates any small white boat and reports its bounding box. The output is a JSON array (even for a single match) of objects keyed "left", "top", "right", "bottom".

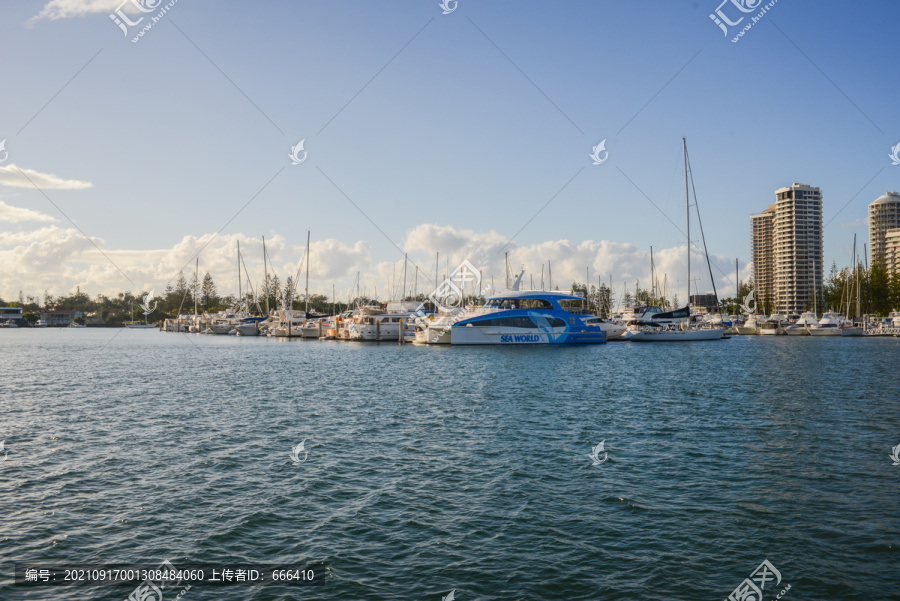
[
  {"left": 809, "top": 311, "right": 844, "bottom": 336},
  {"left": 621, "top": 322, "right": 724, "bottom": 342},
  {"left": 735, "top": 315, "right": 764, "bottom": 335},
  {"left": 581, "top": 316, "right": 627, "bottom": 340},
  {"left": 759, "top": 320, "right": 782, "bottom": 335},
  {"left": 784, "top": 311, "right": 817, "bottom": 336}
]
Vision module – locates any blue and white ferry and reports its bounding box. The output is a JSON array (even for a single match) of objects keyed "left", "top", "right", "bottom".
[{"left": 450, "top": 290, "right": 607, "bottom": 345}]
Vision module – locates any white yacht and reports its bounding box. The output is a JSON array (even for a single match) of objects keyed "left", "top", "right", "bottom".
[
  {"left": 349, "top": 304, "right": 417, "bottom": 342},
  {"left": 266, "top": 309, "right": 307, "bottom": 337},
  {"left": 809, "top": 311, "right": 844, "bottom": 336},
  {"left": 784, "top": 311, "right": 817, "bottom": 336},
  {"left": 735, "top": 314, "right": 764, "bottom": 335}
]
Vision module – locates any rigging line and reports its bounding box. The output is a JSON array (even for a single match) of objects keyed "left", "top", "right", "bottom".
[{"left": 685, "top": 143, "right": 719, "bottom": 304}]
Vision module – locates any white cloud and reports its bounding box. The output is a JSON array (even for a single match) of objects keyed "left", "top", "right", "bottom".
[
  {"left": 0, "top": 222, "right": 752, "bottom": 307},
  {"left": 0, "top": 201, "right": 58, "bottom": 223},
  {"left": 27, "top": 0, "right": 123, "bottom": 25},
  {"left": 0, "top": 164, "right": 93, "bottom": 190}
]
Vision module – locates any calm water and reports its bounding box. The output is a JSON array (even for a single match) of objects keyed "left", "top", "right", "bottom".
[{"left": 1, "top": 329, "right": 898, "bottom": 600}]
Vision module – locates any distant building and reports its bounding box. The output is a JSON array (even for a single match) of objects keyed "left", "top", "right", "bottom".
[
  {"left": 750, "top": 204, "right": 776, "bottom": 310},
  {"left": 885, "top": 228, "right": 900, "bottom": 276},
  {"left": 868, "top": 191, "right": 900, "bottom": 273},
  {"left": 0, "top": 305, "right": 25, "bottom": 324},
  {"left": 40, "top": 310, "right": 83, "bottom": 326},
  {"left": 751, "top": 184, "right": 823, "bottom": 315}
]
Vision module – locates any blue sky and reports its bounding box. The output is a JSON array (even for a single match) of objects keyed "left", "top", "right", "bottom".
[{"left": 1, "top": 0, "right": 898, "bottom": 303}]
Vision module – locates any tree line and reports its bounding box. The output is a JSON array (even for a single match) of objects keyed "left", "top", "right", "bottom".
[{"left": 5, "top": 260, "right": 899, "bottom": 324}]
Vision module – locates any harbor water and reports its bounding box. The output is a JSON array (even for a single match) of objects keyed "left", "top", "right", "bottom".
[{"left": 1, "top": 329, "right": 898, "bottom": 600}]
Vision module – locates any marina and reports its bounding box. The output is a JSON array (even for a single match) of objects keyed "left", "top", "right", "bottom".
[{"left": 3, "top": 3, "right": 899, "bottom": 600}]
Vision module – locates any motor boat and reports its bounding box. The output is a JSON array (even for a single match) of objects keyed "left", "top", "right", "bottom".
[
  {"left": 809, "top": 311, "right": 845, "bottom": 336},
  {"left": 784, "top": 311, "right": 817, "bottom": 336},
  {"left": 450, "top": 290, "right": 607, "bottom": 345}
]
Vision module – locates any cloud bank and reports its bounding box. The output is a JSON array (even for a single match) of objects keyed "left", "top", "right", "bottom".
[{"left": 0, "top": 164, "right": 93, "bottom": 190}]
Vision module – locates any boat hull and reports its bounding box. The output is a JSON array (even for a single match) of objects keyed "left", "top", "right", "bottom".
[
  {"left": 621, "top": 328, "right": 724, "bottom": 341},
  {"left": 809, "top": 327, "right": 841, "bottom": 336},
  {"left": 784, "top": 326, "right": 809, "bottom": 336},
  {"left": 840, "top": 326, "right": 864, "bottom": 337},
  {"left": 451, "top": 326, "right": 605, "bottom": 345}
]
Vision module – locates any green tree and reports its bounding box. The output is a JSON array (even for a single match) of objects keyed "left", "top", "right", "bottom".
[{"left": 201, "top": 272, "right": 218, "bottom": 311}]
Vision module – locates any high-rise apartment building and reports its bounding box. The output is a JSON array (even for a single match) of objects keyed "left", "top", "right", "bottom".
[
  {"left": 750, "top": 204, "right": 776, "bottom": 310},
  {"left": 884, "top": 228, "right": 900, "bottom": 276},
  {"left": 751, "top": 184, "right": 823, "bottom": 315},
  {"left": 868, "top": 191, "right": 900, "bottom": 273}
]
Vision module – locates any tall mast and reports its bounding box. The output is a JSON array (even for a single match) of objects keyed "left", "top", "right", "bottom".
[
  {"left": 262, "top": 236, "right": 270, "bottom": 315},
  {"left": 305, "top": 230, "right": 310, "bottom": 314},
  {"left": 650, "top": 246, "right": 655, "bottom": 301},
  {"left": 505, "top": 252, "right": 510, "bottom": 290},
  {"left": 403, "top": 253, "right": 408, "bottom": 301},
  {"left": 237, "top": 240, "right": 242, "bottom": 307},
  {"left": 855, "top": 235, "right": 860, "bottom": 319},
  {"left": 194, "top": 257, "right": 198, "bottom": 316},
  {"left": 683, "top": 138, "right": 690, "bottom": 309}
]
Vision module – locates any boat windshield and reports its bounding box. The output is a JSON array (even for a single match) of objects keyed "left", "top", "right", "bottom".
[
  {"left": 484, "top": 298, "right": 552, "bottom": 310},
  {"left": 558, "top": 299, "right": 589, "bottom": 313}
]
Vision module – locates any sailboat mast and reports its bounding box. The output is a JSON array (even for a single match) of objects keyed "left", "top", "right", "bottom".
[
  {"left": 403, "top": 254, "right": 408, "bottom": 301},
  {"left": 194, "top": 257, "right": 198, "bottom": 317},
  {"left": 855, "top": 235, "right": 860, "bottom": 319},
  {"left": 305, "top": 230, "right": 310, "bottom": 314},
  {"left": 262, "top": 236, "right": 270, "bottom": 315},
  {"left": 683, "top": 138, "right": 690, "bottom": 309},
  {"left": 237, "top": 240, "right": 242, "bottom": 307}
]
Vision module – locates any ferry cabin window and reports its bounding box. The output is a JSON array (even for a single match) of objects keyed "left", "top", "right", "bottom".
[
  {"left": 485, "top": 298, "right": 552, "bottom": 310},
  {"left": 558, "top": 299, "right": 585, "bottom": 311},
  {"left": 471, "top": 316, "right": 537, "bottom": 328}
]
